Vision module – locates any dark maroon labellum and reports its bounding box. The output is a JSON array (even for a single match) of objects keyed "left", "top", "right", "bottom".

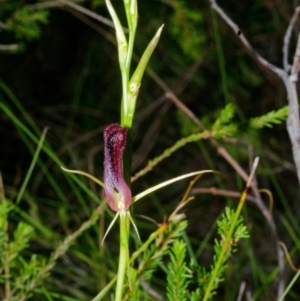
[{"left": 104, "top": 124, "right": 131, "bottom": 212}]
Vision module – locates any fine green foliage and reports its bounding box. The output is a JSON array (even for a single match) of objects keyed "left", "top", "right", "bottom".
[
  {"left": 127, "top": 220, "right": 188, "bottom": 300},
  {"left": 201, "top": 207, "right": 249, "bottom": 301},
  {"left": 211, "top": 103, "right": 238, "bottom": 138},
  {"left": 9, "top": 221, "right": 34, "bottom": 263},
  {"left": 127, "top": 267, "right": 140, "bottom": 301},
  {"left": 132, "top": 133, "right": 211, "bottom": 181},
  {"left": 192, "top": 207, "right": 248, "bottom": 300},
  {"left": 0, "top": 201, "right": 13, "bottom": 260},
  {"left": 177, "top": 103, "right": 288, "bottom": 141},
  {"left": 166, "top": 240, "right": 189, "bottom": 301},
  {"left": 11, "top": 254, "right": 46, "bottom": 301},
  {"left": 164, "top": 0, "right": 205, "bottom": 61},
  {"left": 130, "top": 206, "right": 249, "bottom": 300},
  {"left": 126, "top": 206, "right": 248, "bottom": 300},
  {"left": 250, "top": 105, "right": 288, "bottom": 129},
  {"left": 217, "top": 207, "right": 249, "bottom": 242},
  {"left": 129, "top": 203, "right": 248, "bottom": 301},
  {"left": 135, "top": 102, "right": 288, "bottom": 181},
  {"left": 5, "top": 8, "right": 49, "bottom": 41},
  {"left": 213, "top": 103, "right": 236, "bottom": 129},
  {"left": 0, "top": 200, "right": 46, "bottom": 301}
]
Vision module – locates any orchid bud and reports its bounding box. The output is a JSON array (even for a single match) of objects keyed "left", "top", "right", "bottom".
[{"left": 104, "top": 124, "right": 131, "bottom": 212}]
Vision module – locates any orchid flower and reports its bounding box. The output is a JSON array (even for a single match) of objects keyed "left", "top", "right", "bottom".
[
  {"left": 103, "top": 124, "right": 131, "bottom": 212},
  {"left": 102, "top": 123, "right": 139, "bottom": 242},
  {"left": 62, "top": 124, "right": 213, "bottom": 243},
  {"left": 63, "top": 123, "right": 139, "bottom": 243}
]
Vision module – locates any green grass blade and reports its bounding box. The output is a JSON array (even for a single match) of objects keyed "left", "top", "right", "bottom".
[{"left": 15, "top": 127, "right": 48, "bottom": 205}]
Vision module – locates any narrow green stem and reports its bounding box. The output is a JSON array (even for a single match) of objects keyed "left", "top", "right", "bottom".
[
  {"left": 120, "top": 70, "right": 129, "bottom": 127},
  {"left": 278, "top": 269, "right": 300, "bottom": 301},
  {"left": 92, "top": 223, "right": 168, "bottom": 301},
  {"left": 203, "top": 157, "right": 258, "bottom": 301},
  {"left": 121, "top": 0, "right": 137, "bottom": 128},
  {"left": 121, "top": 0, "right": 137, "bottom": 183},
  {"left": 126, "top": 29, "right": 136, "bottom": 78},
  {"left": 124, "top": 0, "right": 137, "bottom": 77},
  {"left": 16, "top": 127, "right": 48, "bottom": 204},
  {"left": 115, "top": 211, "right": 130, "bottom": 301},
  {"left": 124, "top": 1, "right": 132, "bottom": 31},
  {"left": 117, "top": 3, "right": 135, "bottom": 299},
  {"left": 202, "top": 199, "right": 244, "bottom": 301}
]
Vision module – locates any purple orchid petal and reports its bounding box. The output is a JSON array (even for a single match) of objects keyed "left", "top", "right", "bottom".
[{"left": 104, "top": 124, "right": 131, "bottom": 212}]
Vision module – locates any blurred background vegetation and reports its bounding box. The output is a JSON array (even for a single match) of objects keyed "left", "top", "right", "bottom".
[{"left": 0, "top": 0, "right": 299, "bottom": 300}]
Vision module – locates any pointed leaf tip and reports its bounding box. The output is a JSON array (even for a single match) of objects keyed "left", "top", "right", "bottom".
[
  {"left": 61, "top": 166, "right": 104, "bottom": 188},
  {"left": 156, "top": 24, "right": 164, "bottom": 36},
  {"left": 133, "top": 170, "right": 213, "bottom": 203}
]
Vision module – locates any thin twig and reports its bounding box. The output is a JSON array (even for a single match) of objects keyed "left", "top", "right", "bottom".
[
  {"left": 291, "top": 33, "right": 300, "bottom": 77},
  {"left": 132, "top": 102, "right": 170, "bottom": 170},
  {"left": 131, "top": 131, "right": 211, "bottom": 182},
  {"left": 165, "top": 92, "right": 205, "bottom": 130},
  {"left": 283, "top": 6, "right": 300, "bottom": 72},
  {"left": 0, "top": 20, "right": 7, "bottom": 29},
  {"left": 209, "top": 0, "right": 300, "bottom": 189},
  {"left": 165, "top": 92, "right": 252, "bottom": 183},
  {"left": 217, "top": 146, "right": 249, "bottom": 181},
  {"left": 27, "top": 0, "right": 84, "bottom": 10},
  {"left": 287, "top": 34, "right": 300, "bottom": 180},
  {"left": 0, "top": 44, "right": 19, "bottom": 51},
  {"left": 246, "top": 291, "right": 254, "bottom": 301},
  {"left": 191, "top": 187, "right": 256, "bottom": 203},
  {"left": 237, "top": 281, "right": 246, "bottom": 301},
  {"left": 283, "top": 68, "right": 300, "bottom": 188},
  {"left": 141, "top": 58, "right": 285, "bottom": 301},
  {"left": 140, "top": 282, "right": 164, "bottom": 301},
  {"left": 209, "top": 0, "right": 285, "bottom": 77},
  {"left": 57, "top": 0, "right": 121, "bottom": 30},
  {"left": 207, "top": 1, "right": 293, "bottom": 298}
]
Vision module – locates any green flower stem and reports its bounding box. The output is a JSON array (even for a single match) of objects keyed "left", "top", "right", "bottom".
[
  {"left": 115, "top": 211, "right": 130, "bottom": 301},
  {"left": 92, "top": 223, "right": 168, "bottom": 301},
  {"left": 104, "top": 1, "right": 164, "bottom": 300},
  {"left": 124, "top": 0, "right": 137, "bottom": 76},
  {"left": 202, "top": 193, "right": 244, "bottom": 301},
  {"left": 122, "top": 0, "right": 137, "bottom": 129}
]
